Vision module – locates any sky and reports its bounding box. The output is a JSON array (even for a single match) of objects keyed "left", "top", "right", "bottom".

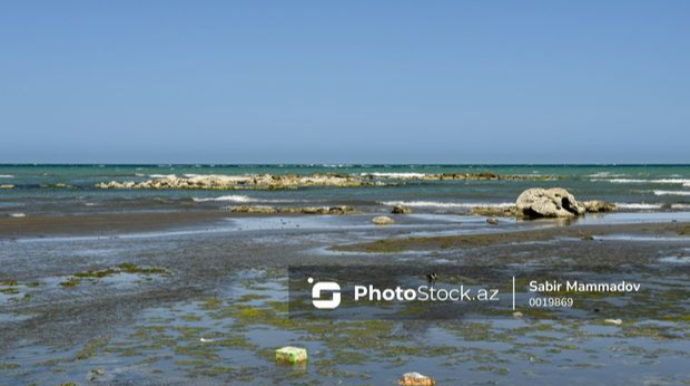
[{"left": 1, "top": 1, "right": 688, "bottom": 164}]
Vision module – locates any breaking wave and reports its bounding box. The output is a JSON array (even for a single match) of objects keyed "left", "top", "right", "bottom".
[
  {"left": 362, "top": 173, "right": 427, "bottom": 179},
  {"left": 598, "top": 178, "right": 690, "bottom": 184},
  {"left": 380, "top": 201, "right": 514, "bottom": 209},
  {"left": 192, "top": 195, "right": 256, "bottom": 203},
  {"left": 192, "top": 195, "right": 293, "bottom": 203},
  {"left": 614, "top": 203, "right": 663, "bottom": 210},
  {"left": 653, "top": 190, "right": 690, "bottom": 196}
]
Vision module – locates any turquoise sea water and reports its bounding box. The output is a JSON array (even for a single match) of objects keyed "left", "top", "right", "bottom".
[{"left": 1, "top": 164, "right": 690, "bottom": 216}]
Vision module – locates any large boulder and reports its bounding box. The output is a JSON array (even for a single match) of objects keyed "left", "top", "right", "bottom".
[{"left": 516, "top": 188, "right": 586, "bottom": 218}]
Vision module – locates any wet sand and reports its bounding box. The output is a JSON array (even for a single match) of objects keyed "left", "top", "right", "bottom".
[
  {"left": 0, "top": 211, "right": 238, "bottom": 239},
  {"left": 334, "top": 221, "right": 690, "bottom": 253}
]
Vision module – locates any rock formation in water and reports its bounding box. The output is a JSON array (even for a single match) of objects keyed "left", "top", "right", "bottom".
[{"left": 515, "top": 188, "right": 615, "bottom": 218}]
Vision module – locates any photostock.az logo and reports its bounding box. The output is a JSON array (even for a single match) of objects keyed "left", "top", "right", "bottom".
[{"left": 308, "top": 277, "right": 341, "bottom": 309}]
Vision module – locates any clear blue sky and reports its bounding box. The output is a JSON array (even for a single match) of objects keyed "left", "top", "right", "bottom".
[{"left": 1, "top": 1, "right": 688, "bottom": 164}]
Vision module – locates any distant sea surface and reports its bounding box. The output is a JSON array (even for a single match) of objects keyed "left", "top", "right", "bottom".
[{"left": 1, "top": 164, "right": 690, "bottom": 216}]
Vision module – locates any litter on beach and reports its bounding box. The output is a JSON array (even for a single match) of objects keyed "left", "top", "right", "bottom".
[
  {"left": 399, "top": 372, "right": 436, "bottom": 386},
  {"left": 604, "top": 318, "right": 623, "bottom": 325}
]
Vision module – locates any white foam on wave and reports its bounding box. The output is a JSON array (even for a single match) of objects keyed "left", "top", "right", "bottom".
[
  {"left": 659, "top": 256, "right": 690, "bottom": 264},
  {"left": 193, "top": 195, "right": 255, "bottom": 203},
  {"left": 599, "top": 178, "right": 690, "bottom": 184},
  {"left": 654, "top": 190, "right": 690, "bottom": 196},
  {"left": 0, "top": 174, "right": 14, "bottom": 178},
  {"left": 362, "top": 173, "right": 427, "bottom": 179},
  {"left": 192, "top": 195, "right": 293, "bottom": 203},
  {"left": 9, "top": 213, "right": 26, "bottom": 218},
  {"left": 149, "top": 174, "right": 177, "bottom": 179},
  {"left": 587, "top": 172, "right": 624, "bottom": 178},
  {"left": 614, "top": 203, "right": 663, "bottom": 210},
  {"left": 380, "top": 201, "right": 514, "bottom": 209}
]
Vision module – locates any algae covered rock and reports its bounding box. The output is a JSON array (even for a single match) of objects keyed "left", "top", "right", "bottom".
[
  {"left": 372, "top": 216, "right": 395, "bottom": 225},
  {"left": 230, "top": 205, "right": 278, "bottom": 214}
]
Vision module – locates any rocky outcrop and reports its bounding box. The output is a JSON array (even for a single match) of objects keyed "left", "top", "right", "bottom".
[
  {"left": 516, "top": 188, "right": 586, "bottom": 218},
  {"left": 392, "top": 204, "right": 412, "bottom": 214},
  {"left": 229, "top": 205, "right": 355, "bottom": 215},
  {"left": 372, "top": 216, "right": 395, "bottom": 225},
  {"left": 95, "top": 172, "right": 555, "bottom": 191},
  {"left": 95, "top": 174, "right": 380, "bottom": 190},
  {"left": 516, "top": 188, "right": 616, "bottom": 218}
]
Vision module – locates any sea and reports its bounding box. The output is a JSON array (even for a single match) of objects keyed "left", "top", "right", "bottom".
[{"left": 1, "top": 164, "right": 690, "bottom": 216}]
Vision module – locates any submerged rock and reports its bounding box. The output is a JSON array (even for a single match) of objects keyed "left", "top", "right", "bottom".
[
  {"left": 399, "top": 372, "right": 436, "bottom": 386},
  {"left": 392, "top": 204, "right": 412, "bottom": 214},
  {"left": 486, "top": 217, "right": 499, "bottom": 225},
  {"left": 372, "top": 216, "right": 395, "bottom": 225},
  {"left": 470, "top": 205, "right": 517, "bottom": 217},
  {"left": 230, "top": 205, "right": 279, "bottom": 214}
]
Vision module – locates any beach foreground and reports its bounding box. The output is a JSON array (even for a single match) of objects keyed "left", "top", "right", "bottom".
[{"left": 2, "top": 207, "right": 690, "bottom": 385}]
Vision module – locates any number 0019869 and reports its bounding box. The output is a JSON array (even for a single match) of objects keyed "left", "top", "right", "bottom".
[{"left": 528, "top": 297, "right": 574, "bottom": 308}]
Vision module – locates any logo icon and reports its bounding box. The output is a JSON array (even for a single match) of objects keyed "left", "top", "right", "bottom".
[{"left": 308, "top": 277, "right": 341, "bottom": 309}]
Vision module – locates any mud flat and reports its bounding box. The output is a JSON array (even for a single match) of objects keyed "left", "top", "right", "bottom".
[
  {"left": 0, "top": 211, "right": 232, "bottom": 239},
  {"left": 333, "top": 221, "right": 690, "bottom": 253}
]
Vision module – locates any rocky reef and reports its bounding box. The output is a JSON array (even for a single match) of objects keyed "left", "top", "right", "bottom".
[
  {"left": 94, "top": 172, "right": 554, "bottom": 190},
  {"left": 362, "top": 172, "right": 555, "bottom": 182},
  {"left": 95, "top": 174, "right": 377, "bottom": 190}
]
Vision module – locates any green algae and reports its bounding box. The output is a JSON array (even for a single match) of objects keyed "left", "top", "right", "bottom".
[
  {"left": 59, "top": 278, "right": 82, "bottom": 288},
  {"left": 59, "top": 263, "right": 168, "bottom": 287},
  {"left": 76, "top": 337, "right": 110, "bottom": 360},
  {"left": 73, "top": 263, "right": 167, "bottom": 279},
  {"left": 0, "top": 362, "right": 20, "bottom": 370}
]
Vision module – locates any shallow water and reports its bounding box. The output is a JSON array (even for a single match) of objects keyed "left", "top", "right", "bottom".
[
  {"left": 2, "top": 164, "right": 690, "bottom": 217},
  {"left": 3, "top": 271, "right": 689, "bottom": 386}
]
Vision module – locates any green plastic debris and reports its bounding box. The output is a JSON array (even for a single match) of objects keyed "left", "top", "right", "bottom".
[{"left": 275, "top": 346, "right": 308, "bottom": 364}]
